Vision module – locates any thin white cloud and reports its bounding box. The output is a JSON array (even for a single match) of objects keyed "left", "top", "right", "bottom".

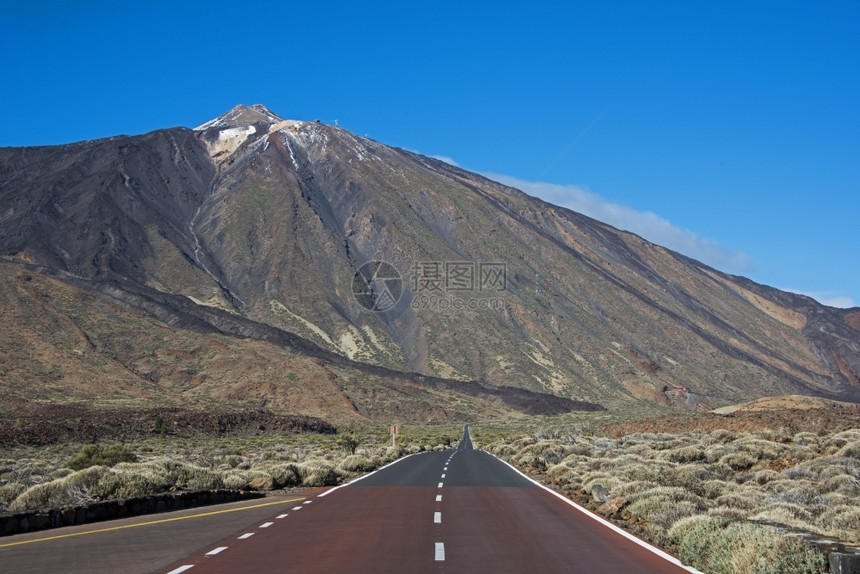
[
  {"left": 482, "top": 172, "right": 754, "bottom": 275},
  {"left": 430, "top": 155, "right": 459, "bottom": 167}
]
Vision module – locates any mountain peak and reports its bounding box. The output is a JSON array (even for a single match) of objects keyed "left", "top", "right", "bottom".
[{"left": 195, "top": 104, "right": 285, "bottom": 131}]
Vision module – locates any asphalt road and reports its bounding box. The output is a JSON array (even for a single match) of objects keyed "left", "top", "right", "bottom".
[{"left": 0, "top": 425, "right": 698, "bottom": 573}]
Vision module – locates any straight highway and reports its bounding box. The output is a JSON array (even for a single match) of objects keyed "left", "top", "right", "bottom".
[{"left": 0, "top": 425, "right": 698, "bottom": 573}]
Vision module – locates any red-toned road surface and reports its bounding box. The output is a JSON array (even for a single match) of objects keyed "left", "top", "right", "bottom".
[
  {"left": 157, "top": 425, "right": 699, "bottom": 574},
  {"left": 0, "top": 426, "right": 699, "bottom": 573}
]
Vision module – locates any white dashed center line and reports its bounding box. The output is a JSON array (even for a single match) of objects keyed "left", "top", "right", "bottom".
[
  {"left": 292, "top": 506, "right": 303, "bottom": 511},
  {"left": 434, "top": 512, "right": 442, "bottom": 524},
  {"left": 166, "top": 567, "right": 194, "bottom": 574},
  {"left": 437, "top": 482, "right": 444, "bottom": 488},
  {"left": 436, "top": 494, "right": 442, "bottom": 502},
  {"left": 238, "top": 533, "right": 255, "bottom": 539},
  {"left": 435, "top": 542, "right": 446, "bottom": 561},
  {"left": 441, "top": 473, "right": 446, "bottom": 478},
  {"left": 260, "top": 522, "right": 274, "bottom": 528},
  {"left": 276, "top": 513, "right": 288, "bottom": 519},
  {"left": 206, "top": 546, "right": 228, "bottom": 556}
]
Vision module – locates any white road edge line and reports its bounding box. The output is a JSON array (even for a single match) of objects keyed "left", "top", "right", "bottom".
[
  {"left": 494, "top": 456, "right": 705, "bottom": 574},
  {"left": 318, "top": 452, "right": 421, "bottom": 497},
  {"left": 435, "top": 542, "right": 445, "bottom": 561},
  {"left": 259, "top": 522, "right": 274, "bottom": 528},
  {"left": 205, "top": 546, "right": 228, "bottom": 556},
  {"left": 166, "top": 567, "right": 194, "bottom": 574},
  {"left": 434, "top": 512, "right": 441, "bottom": 524},
  {"left": 238, "top": 533, "right": 255, "bottom": 539}
]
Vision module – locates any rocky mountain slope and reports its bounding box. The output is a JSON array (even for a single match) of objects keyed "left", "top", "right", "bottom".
[{"left": 1, "top": 104, "right": 858, "bottom": 420}]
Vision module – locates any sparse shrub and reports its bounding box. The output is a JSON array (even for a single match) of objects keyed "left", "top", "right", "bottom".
[
  {"left": 567, "top": 443, "right": 593, "bottom": 456},
  {"left": 822, "top": 473, "right": 860, "bottom": 496},
  {"left": 785, "top": 445, "right": 816, "bottom": 462},
  {"left": 337, "top": 434, "right": 360, "bottom": 455},
  {"left": 66, "top": 443, "right": 137, "bottom": 470},
  {"left": 667, "top": 445, "right": 705, "bottom": 463},
  {"left": 0, "top": 482, "right": 27, "bottom": 509},
  {"left": 752, "top": 469, "right": 778, "bottom": 485},
  {"left": 223, "top": 472, "right": 251, "bottom": 490},
  {"left": 339, "top": 455, "right": 377, "bottom": 473},
  {"left": 820, "top": 505, "right": 860, "bottom": 539},
  {"left": 792, "top": 432, "right": 819, "bottom": 447},
  {"left": 182, "top": 467, "right": 224, "bottom": 491},
  {"left": 736, "top": 438, "right": 785, "bottom": 460},
  {"left": 112, "top": 460, "right": 176, "bottom": 490},
  {"left": 651, "top": 501, "right": 702, "bottom": 530},
  {"left": 780, "top": 465, "right": 817, "bottom": 480},
  {"left": 771, "top": 485, "right": 826, "bottom": 506},
  {"left": 491, "top": 444, "right": 516, "bottom": 457},
  {"left": 699, "top": 479, "right": 731, "bottom": 499},
  {"left": 223, "top": 455, "right": 243, "bottom": 469},
  {"left": 751, "top": 502, "right": 815, "bottom": 527},
  {"left": 266, "top": 463, "right": 301, "bottom": 488},
  {"left": 704, "top": 444, "right": 733, "bottom": 464},
  {"left": 710, "top": 429, "right": 736, "bottom": 444},
  {"left": 297, "top": 461, "right": 338, "bottom": 487},
  {"left": 49, "top": 468, "right": 74, "bottom": 480},
  {"left": 626, "top": 486, "right": 707, "bottom": 517},
  {"left": 95, "top": 471, "right": 159, "bottom": 499},
  {"left": 675, "top": 517, "right": 825, "bottom": 574},
  {"left": 707, "top": 506, "right": 748, "bottom": 522},
  {"left": 715, "top": 492, "right": 762, "bottom": 512},
  {"left": 9, "top": 466, "right": 109, "bottom": 511},
  {"left": 836, "top": 441, "right": 860, "bottom": 459},
  {"left": 615, "top": 480, "right": 660, "bottom": 498},
  {"left": 667, "top": 513, "right": 712, "bottom": 542},
  {"left": 720, "top": 451, "right": 757, "bottom": 471}
]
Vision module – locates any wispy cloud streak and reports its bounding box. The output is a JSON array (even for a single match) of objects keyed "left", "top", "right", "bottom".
[{"left": 482, "top": 172, "right": 754, "bottom": 275}]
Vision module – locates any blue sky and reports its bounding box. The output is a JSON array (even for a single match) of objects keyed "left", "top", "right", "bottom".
[{"left": 2, "top": 1, "right": 858, "bottom": 307}]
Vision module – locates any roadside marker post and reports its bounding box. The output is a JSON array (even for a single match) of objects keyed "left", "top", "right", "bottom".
[{"left": 389, "top": 424, "right": 399, "bottom": 447}]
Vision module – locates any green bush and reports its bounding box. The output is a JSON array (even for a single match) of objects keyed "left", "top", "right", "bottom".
[
  {"left": 66, "top": 443, "right": 137, "bottom": 470},
  {"left": 339, "top": 455, "right": 377, "bottom": 473},
  {"left": 265, "top": 463, "right": 301, "bottom": 488},
  {"left": 95, "top": 471, "right": 159, "bottom": 499},
  {"left": 297, "top": 461, "right": 338, "bottom": 487}
]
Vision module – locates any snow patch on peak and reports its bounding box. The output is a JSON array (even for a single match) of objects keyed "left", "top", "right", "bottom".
[
  {"left": 195, "top": 104, "right": 286, "bottom": 131},
  {"left": 202, "top": 125, "right": 257, "bottom": 163}
]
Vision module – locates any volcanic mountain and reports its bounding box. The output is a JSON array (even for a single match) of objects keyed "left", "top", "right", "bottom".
[{"left": 1, "top": 104, "right": 858, "bottom": 422}]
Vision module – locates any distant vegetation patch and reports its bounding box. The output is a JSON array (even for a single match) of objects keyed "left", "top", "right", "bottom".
[
  {"left": 0, "top": 404, "right": 337, "bottom": 446},
  {"left": 67, "top": 443, "right": 137, "bottom": 470},
  {"left": 0, "top": 424, "right": 462, "bottom": 514}
]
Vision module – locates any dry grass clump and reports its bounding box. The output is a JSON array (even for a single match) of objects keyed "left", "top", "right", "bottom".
[
  {"left": 489, "top": 422, "right": 860, "bottom": 572},
  {"left": 672, "top": 517, "right": 825, "bottom": 574},
  {"left": 8, "top": 466, "right": 110, "bottom": 512}
]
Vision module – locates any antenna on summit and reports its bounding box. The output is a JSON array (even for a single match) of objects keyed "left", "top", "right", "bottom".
[{"left": 333, "top": 119, "right": 339, "bottom": 127}]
